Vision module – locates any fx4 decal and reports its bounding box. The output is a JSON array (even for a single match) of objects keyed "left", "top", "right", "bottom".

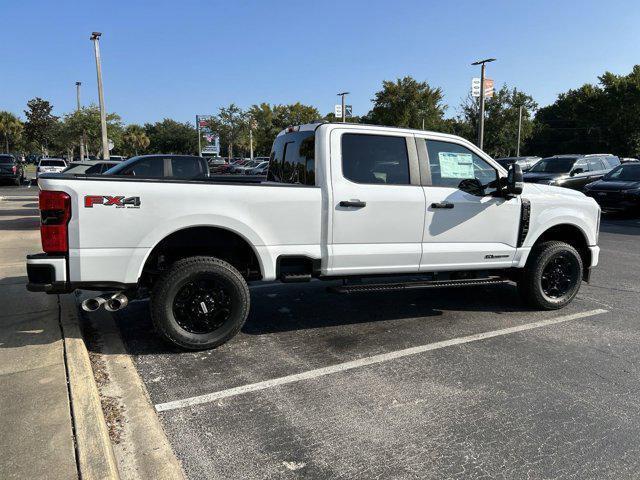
[{"left": 84, "top": 195, "right": 141, "bottom": 209}]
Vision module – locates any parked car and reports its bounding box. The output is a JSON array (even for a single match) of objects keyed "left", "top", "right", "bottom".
[
  {"left": 494, "top": 156, "right": 540, "bottom": 172},
  {"left": 621, "top": 157, "right": 639, "bottom": 163},
  {"left": 246, "top": 160, "right": 269, "bottom": 175},
  {"left": 36, "top": 158, "right": 67, "bottom": 178},
  {"left": 27, "top": 122, "right": 601, "bottom": 350},
  {"left": 524, "top": 154, "right": 620, "bottom": 190},
  {"left": 109, "top": 155, "right": 126, "bottom": 162},
  {"left": 104, "top": 155, "right": 209, "bottom": 179},
  {"left": 62, "top": 161, "right": 120, "bottom": 175},
  {"left": 0, "top": 154, "right": 25, "bottom": 185},
  {"left": 584, "top": 161, "right": 640, "bottom": 213}
]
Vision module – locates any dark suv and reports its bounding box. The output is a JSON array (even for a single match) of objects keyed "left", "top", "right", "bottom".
[
  {"left": 0, "top": 154, "right": 25, "bottom": 185},
  {"left": 104, "top": 155, "right": 210, "bottom": 179},
  {"left": 523, "top": 154, "right": 620, "bottom": 191}
]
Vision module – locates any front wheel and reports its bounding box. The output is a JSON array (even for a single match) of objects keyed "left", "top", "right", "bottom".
[
  {"left": 518, "top": 241, "right": 583, "bottom": 310},
  {"left": 150, "top": 256, "right": 250, "bottom": 350}
]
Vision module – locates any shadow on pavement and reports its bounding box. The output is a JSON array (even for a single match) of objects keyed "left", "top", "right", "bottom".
[
  {"left": 0, "top": 208, "right": 40, "bottom": 217},
  {"left": 0, "top": 217, "right": 40, "bottom": 230},
  {"left": 111, "top": 282, "right": 529, "bottom": 356}
]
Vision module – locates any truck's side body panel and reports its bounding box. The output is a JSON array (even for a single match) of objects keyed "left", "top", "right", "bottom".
[{"left": 39, "top": 177, "right": 322, "bottom": 282}]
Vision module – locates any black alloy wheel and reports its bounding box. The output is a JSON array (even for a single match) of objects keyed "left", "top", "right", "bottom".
[
  {"left": 540, "top": 252, "right": 580, "bottom": 299},
  {"left": 172, "top": 275, "right": 233, "bottom": 334}
]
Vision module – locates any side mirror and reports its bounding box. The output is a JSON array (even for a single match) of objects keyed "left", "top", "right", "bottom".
[
  {"left": 506, "top": 163, "right": 523, "bottom": 196},
  {"left": 571, "top": 168, "right": 583, "bottom": 176}
]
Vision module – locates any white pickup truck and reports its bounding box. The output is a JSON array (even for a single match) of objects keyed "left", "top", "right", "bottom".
[{"left": 27, "top": 123, "right": 601, "bottom": 350}]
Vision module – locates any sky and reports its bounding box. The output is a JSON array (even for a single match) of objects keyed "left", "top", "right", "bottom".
[{"left": 2, "top": 0, "right": 640, "bottom": 125}]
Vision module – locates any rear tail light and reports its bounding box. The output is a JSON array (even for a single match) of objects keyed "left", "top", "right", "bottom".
[
  {"left": 12, "top": 165, "right": 16, "bottom": 174},
  {"left": 39, "top": 190, "right": 71, "bottom": 253}
]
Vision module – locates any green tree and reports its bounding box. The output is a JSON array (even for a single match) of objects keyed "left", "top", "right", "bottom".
[
  {"left": 144, "top": 119, "right": 198, "bottom": 154},
  {"left": 247, "top": 102, "right": 321, "bottom": 156},
  {"left": 209, "top": 104, "right": 249, "bottom": 159},
  {"left": 122, "top": 124, "right": 150, "bottom": 156},
  {"left": 363, "top": 76, "right": 447, "bottom": 130},
  {"left": 527, "top": 65, "right": 640, "bottom": 157},
  {"left": 60, "top": 105, "right": 123, "bottom": 158},
  {"left": 24, "top": 97, "right": 58, "bottom": 154},
  {"left": 0, "top": 112, "right": 24, "bottom": 153},
  {"left": 457, "top": 85, "right": 537, "bottom": 157}
]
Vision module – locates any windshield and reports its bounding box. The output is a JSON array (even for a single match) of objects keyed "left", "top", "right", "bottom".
[
  {"left": 103, "top": 156, "right": 144, "bottom": 174},
  {"left": 529, "top": 157, "right": 577, "bottom": 173},
  {"left": 40, "top": 160, "right": 66, "bottom": 167},
  {"left": 603, "top": 163, "right": 640, "bottom": 181},
  {"left": 62, "top": 164, "right": 92, "bottom": 174},
  {"left": 0, "top": 155, "right": 15, "bottom": 164}
]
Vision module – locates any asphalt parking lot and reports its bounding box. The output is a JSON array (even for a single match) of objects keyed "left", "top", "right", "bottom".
[{"left": 94, "top": 214, "right": 639, "bottom": 479}]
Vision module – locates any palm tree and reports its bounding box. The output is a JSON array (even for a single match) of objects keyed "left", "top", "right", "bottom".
[
  {"left": 123, "top": 124, "right": 150, "bottom": 156},
  {"left": 0, "top": 111, "right": 23, "bottom": 153}
]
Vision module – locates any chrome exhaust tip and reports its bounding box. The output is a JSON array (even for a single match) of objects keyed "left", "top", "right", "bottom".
[
  {"left": 81, "top": 297, "right": 106, "bottom": 312},
  {"left": 104, "top": 293, "right": 128, "bottom": 312}
]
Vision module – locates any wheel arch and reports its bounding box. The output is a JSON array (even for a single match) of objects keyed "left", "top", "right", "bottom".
[
  {"left": 527, "top": 223, "right": 591, "bottom": 280},
  {"left": 137, "top": 225, "right": 265, "bottom": 285}
]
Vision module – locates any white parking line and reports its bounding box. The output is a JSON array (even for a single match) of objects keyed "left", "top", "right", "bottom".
[{"left": 155, "top": 308, "right": 607, "bottom": 413}]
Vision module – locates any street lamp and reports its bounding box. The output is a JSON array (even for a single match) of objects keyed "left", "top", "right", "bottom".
[
  {"left": 337, "top": 92, "right": 349, "bottom": 123},
  {"left": 471, "top": 57, "right": 496, "bottom": 150},
  {"left": 75, "top": 82, "right": 85, "bottom": 161},
  {"left": 90, "top": 32, "right": 109, "bottom": 160}
]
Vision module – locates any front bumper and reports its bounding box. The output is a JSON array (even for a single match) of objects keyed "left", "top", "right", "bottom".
[{"left": 26, "top": 253, "right": 71, "bottom": 293}]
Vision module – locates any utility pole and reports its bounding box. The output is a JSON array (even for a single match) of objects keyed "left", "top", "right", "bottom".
[
  {"left": 196, "top": 115, "right": 202, "bottom": 157},
  {"left": 471, "top": 58, "right": 496, "bottom": 150},
  {"left": 75, "top": 82, "right": 85, "bottom": 161},
  {"left": 337, "top": 92, "right": 349, "bottom": 123},
  {"left": 516, "top": 105, "right": 523, "bottom": 157},
  {"left": 249, "top": 118, "right": 254, "bottom": 161},
  {"left": 90, "top": 32, "right": 109, "bottom": 160}
]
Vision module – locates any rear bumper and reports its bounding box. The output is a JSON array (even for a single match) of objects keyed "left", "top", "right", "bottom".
[
  {"left": 26, "top": 253, "right": 136, "bottom": 294},
  {"left": 26, "top": 253, "right": 70, "bottom": 293}
]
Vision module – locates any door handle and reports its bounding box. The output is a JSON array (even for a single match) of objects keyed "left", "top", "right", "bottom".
[
  {"left": 431, "top": 202, "right": 454, "bottom": 209},
  {"left": 339, "top": 200, "right": 367, "bottom": 208}
]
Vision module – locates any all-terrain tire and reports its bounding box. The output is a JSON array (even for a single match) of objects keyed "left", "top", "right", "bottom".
[
  {"left": 150, "top": 256, "right": 250, "bottom": 350},
  {"left": 518, "top": 240, "right": 583, "bottom": 310}
]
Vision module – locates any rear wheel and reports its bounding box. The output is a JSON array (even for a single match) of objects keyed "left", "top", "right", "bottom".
[
  {"left": 518, "top": 241, "right": 583, "bottom": 310},
  {"left": 150, "top": 256, "right": 250, "bottom": 350}
]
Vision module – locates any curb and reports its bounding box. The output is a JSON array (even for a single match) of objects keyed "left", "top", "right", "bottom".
[
  {"left": 84, "top": 301, "right": 186, "bottom": 479},
  {"left": 59, "top": 295, "right": 120, "bottom": 480}
]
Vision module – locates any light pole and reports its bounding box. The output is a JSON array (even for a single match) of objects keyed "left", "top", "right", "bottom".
[
  {"left": 516, "top": 105, "right": 523, "bottom": 157},
  {"left": 90, "top": 32, "right": 109, "bottom": 160},
  {"left": 196, "top": 115, "right": 202, "bottom": 157},
  {"left": 471, "top": 58, "right": 496, "bottom": 150},
  {"left": 337, "top": 92, "right": 349, "bottom": 123},
  {"left": 75, "top": 82, "right": 85, "bottom": 161}
]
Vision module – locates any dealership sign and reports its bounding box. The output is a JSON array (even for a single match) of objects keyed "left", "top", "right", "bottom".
[{"left": 197, "top": 115, "right": 220, "bottom": 155}]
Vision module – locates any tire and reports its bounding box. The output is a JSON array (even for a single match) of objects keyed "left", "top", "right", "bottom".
[
  {"left": 150, "top": 256, "right": 250, "bottom": 350},
  {"left": 518, "top": 241, "right": 583, "bottom": 310}
]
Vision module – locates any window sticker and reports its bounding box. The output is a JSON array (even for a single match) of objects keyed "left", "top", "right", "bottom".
[{"left": 438, "top": 152, "right": 474, "bottom": 179}]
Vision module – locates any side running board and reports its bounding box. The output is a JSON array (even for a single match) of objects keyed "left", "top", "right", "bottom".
[{"left": 327, "top": 277, "right": 509, "bottom": 294}]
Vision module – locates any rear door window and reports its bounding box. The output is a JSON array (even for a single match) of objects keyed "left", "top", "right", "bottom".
[
  {"left": 267, "top": 131, "right": 315, "bottom": 185},
  {"left": 341, "top": 133, "right": 409, "bottom": 185},
  {"left": 121, "top": 157, "right": 165, "bottom": 177},
  {"left": 170, "top": 156, "right": 205, "bottom": 178}
]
